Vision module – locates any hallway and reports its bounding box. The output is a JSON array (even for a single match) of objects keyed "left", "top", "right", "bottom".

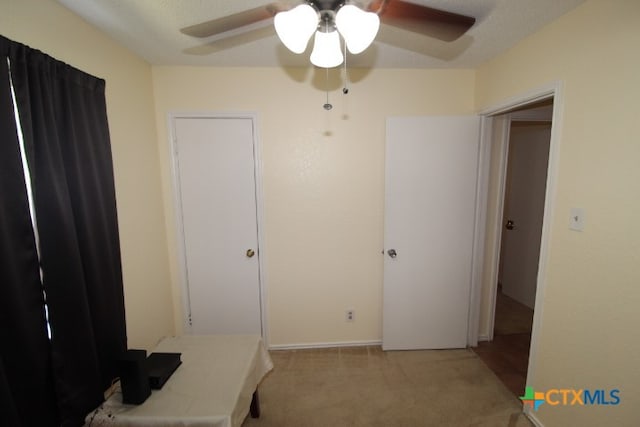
[{"left": 472, "top": 291, "right": 533, "bottom": 397}]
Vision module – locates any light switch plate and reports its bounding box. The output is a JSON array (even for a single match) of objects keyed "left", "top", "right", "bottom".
[{"left": 569, "top": 207, "right": 585, "bottom": 231}]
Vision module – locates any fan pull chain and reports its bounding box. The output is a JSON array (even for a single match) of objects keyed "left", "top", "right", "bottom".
[
  {"left": 343, "top": 40, "right": 349, "bottom": 95},
  {"left": 323, "top": 66, "right": 332, "bottom": 110},
  {"left": 322, "top": 19, "right": 333, "bottom": 111}
]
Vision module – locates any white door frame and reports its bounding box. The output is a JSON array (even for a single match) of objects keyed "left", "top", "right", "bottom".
[
  {"left": 167, "top": 111, "right": 269, "bottom": 344},
  {"left": 469, "top": 82, "right": 564, "bottom": 393}
]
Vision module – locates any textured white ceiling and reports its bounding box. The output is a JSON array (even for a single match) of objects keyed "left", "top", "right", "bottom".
[{"left": 56, "top": 0, "right": 585, "bottom": 68}]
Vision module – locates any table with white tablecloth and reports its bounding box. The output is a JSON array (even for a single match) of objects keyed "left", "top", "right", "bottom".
[{"left": 85, "top": 335, "right": 273, "bottom": 427}]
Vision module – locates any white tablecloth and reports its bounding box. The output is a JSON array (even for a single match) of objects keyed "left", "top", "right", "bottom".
[{"left": 85, "top": 335, "right": 273, "bottom": 427}]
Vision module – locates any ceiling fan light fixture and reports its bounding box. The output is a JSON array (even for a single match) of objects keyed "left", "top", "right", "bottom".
[
  {"left": 335, "top": 4, "right": 380, "bottom": 54},
  {"left": 274, "top": 4, "right": 318, "bottom": 54},
  {"left": 310, "top": 29, "right": 344, "bottom": 68}
]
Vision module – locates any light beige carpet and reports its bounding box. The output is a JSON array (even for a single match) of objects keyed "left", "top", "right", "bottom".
[{"left": 243, "top": 346, "right": 533, "bottom": 427}]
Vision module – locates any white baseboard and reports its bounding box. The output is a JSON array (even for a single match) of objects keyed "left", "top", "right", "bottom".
[
  {"left": 477, "top": 334, "right": 491, "bottom": 342},
  {"left": 268, "top": 340, "right": 382, "bottom": 351},
  {"left": 524, "top": 407, "right": 544, "bottom": 426}
]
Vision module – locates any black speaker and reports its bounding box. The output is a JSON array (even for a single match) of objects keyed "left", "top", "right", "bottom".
[{"left": 118, "top": 349, "right": 150, "bottom": 404}]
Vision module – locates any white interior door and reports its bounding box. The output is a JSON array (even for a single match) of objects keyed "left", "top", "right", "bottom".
[
  {"left": 173, "top": 116, "right": 262, "bottom": 335},
  {"left": 499, "top": 122, "right": 551, "bottom": 309},
  {"left": 383, "top": 116, "right": 480, "bottom": 350}
]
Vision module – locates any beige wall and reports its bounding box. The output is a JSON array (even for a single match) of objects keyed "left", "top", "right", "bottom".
[
  {"left": 477, "top": 0, "right": 640, "bottom": 425},
  {"left": 152, "top": 67, "right": 475, "bottom": 346},
  {"left": 1, "top": 0, "right": 175, "bottom": 350}
]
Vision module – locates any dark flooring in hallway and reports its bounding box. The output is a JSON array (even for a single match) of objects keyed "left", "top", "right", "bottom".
[{"left": 472, "top": 291, "right": 533, "bottom": 397}]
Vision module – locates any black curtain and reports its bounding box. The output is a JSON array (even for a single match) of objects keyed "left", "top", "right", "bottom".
[
  {"left": 0, "top": 40, "right": 59, "bottom": 427},
  {"left": 1, "top": 35, "right": 127, "bottom": 426}
]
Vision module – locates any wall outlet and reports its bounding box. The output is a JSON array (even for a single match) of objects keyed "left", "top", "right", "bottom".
[{"left": 346, "top": 309, "right": 355, "bottom": 322}]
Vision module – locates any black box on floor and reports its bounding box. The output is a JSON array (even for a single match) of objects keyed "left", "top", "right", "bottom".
[
  {"left": 147, "top": 352, "right": 182, "bottom": 389},
  {"left": 119, "top": 349, "right": 151, "bottom": 404}
]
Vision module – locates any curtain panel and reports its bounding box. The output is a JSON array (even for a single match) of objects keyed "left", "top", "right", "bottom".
[
  {"left": 0, "top": 35, "right": 127, "bottom": 426},
  {"left": 0, "top": 39, "right": 59, "bottom": 427}
]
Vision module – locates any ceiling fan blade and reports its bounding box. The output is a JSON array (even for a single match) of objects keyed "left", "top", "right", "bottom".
[
  {"left": 184, "top": 26, "right": 277, "bottom": 56},
  {"left": 368, "top": 0, "right": 476, "bottom": 42},
  {"left": 181, "top": 2, "right": 289, "bottom": 38}
]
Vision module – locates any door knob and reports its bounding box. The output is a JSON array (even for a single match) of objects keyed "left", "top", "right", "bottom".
[
  {"left": 387, "top": 249, "right": 397, "bottom": 258},
  {"left": 246, "top": 249, "right": 255, "bottom": 258},
  {"left": 505, "top": 220, "right": 515, "bottom": 230}
]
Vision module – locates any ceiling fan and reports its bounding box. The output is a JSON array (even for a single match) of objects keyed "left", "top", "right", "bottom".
[{"left": 181, "top": 0, "right": 476, "bottom": 66}]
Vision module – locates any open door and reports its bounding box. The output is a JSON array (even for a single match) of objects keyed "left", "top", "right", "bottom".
[{"left": 383, "top": 116, "right": 480, "bottom": 350}]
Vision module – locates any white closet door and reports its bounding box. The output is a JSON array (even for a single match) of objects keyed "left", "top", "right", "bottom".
[
  {"left": 174, "top": 116, "right": 262, "bottom": 335},
  {"left": 383, "top": 116, "right": 479, "bottom": 350}
]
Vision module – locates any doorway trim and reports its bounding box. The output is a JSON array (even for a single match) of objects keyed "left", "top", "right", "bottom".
[
  {"left": 471, "top": 81, "right": 564, "bottom": 394},
  {"left": 486, "top": 108, "right": 553, "bottom": 341},
  {"left": 167, "top": 111, "right": 269, "bottom": 345}
]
